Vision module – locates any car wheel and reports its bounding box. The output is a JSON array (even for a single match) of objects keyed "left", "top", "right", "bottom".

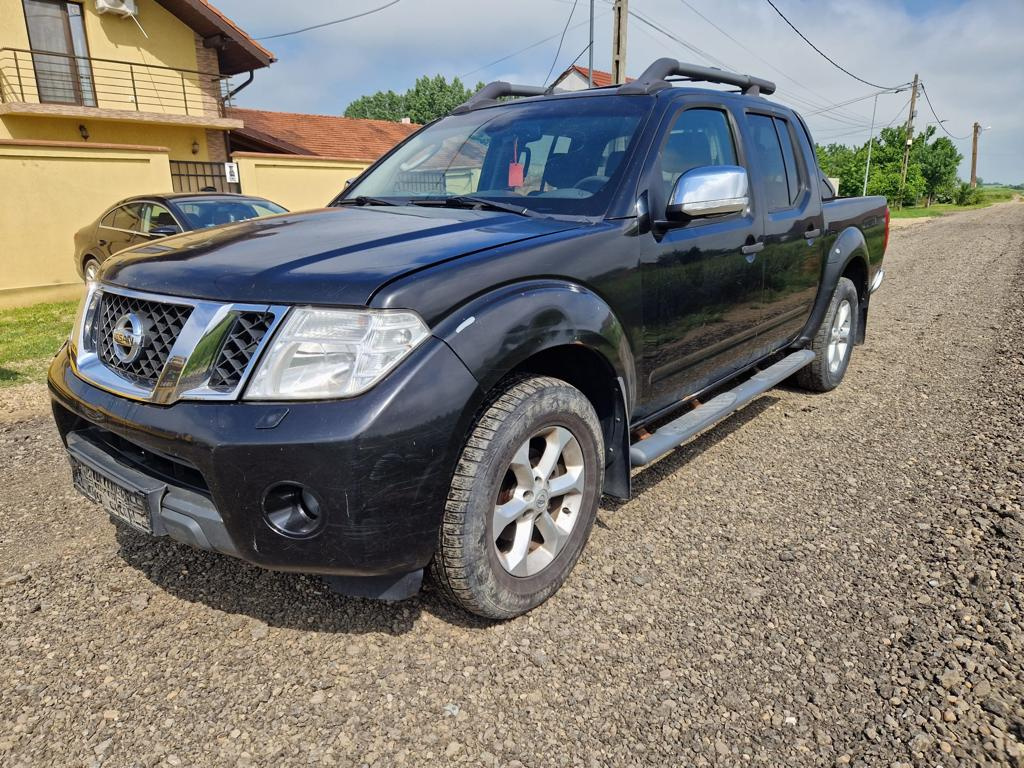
[
  {"left": 796, "top": 277, "right": 859, "bottom": 392},
  {"left": 83, "top": 258, "right": 101, "bottom": 282},
  {"left": 431, "top": 375, "right": 604, "bottom": 619}
]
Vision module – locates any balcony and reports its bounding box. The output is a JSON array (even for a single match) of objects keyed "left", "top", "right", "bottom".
[{"left": 0, "top": 47, "right": 242, "bottom": 130}]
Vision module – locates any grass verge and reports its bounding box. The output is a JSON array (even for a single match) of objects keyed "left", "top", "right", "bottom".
[
  {"left": 891, "top": 187, "right": 1018, "bottom": 219},
  {"left": 0, "top": 300, "right": 78, "bottom": 387}
]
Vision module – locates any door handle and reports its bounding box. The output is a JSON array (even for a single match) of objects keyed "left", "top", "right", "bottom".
[
  {"left": 803, "top": 228, "right": 821, "bottom": 240},
  {"left": 741, "top": 242, "right": 764, "bottom": 255}
]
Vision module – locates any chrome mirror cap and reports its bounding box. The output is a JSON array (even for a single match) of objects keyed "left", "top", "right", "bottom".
[{"left": 668, "top": 165, "right": 749, "bottom": 218}]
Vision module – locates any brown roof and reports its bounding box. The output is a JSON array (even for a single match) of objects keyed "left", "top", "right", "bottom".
[
  {"left": 561, "top": 66, "right": 634, "bottom": 88},
  {"left": 227, "top": 108, "right": 420, "bottom": 161},
  {"left": 154, "top": 0, "right": 275, "bottom": 75}
]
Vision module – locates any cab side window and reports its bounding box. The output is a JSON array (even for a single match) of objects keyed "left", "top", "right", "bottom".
[
  {"left": 109, "top": 203, "right": 143, "bottom": 231},
  {"left": 749, "top": 114, "right": 803, "bottom": 210},
  {"left": 659, "top": 108, "right": 737, "bottom": 196}
]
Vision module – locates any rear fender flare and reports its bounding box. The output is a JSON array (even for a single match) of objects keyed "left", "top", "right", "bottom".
[{"left": 796, "top": 227, "right": 870, "bottom": 346}]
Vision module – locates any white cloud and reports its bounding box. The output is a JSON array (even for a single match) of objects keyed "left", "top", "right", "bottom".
[{"left": 215, "top": 0, "right": 1023, "bottom": 183}]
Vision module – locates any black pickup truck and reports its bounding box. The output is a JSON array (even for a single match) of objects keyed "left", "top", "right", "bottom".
[{"left": 50, "top": 60, "right": 888, "bottom": 619}]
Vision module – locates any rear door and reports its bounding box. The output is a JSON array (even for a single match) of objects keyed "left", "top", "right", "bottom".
[
  {"left": 744, "top": 112, "right": 825, "bottom": 353},
  {"left": 97, "top": 203, "right": 144, "bottom": 257}
]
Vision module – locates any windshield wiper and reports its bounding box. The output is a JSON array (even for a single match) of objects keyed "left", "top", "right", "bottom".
[
  {"left": 335, "top": 196, "right": 401, "bottom": 207},
  {"left": 412, "top": 196, "right": 537, "bottom": 217}
]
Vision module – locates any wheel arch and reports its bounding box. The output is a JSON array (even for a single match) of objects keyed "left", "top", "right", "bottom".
[
  {"left": 434, "top": 280, "right": 635, "bottom": 500},
  {"left": 796, "top": 227, "right": 871, "bottom": 347}
]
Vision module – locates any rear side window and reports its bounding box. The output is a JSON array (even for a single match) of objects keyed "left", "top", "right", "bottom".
[
  {"left": 108, "top": 203, "right": 143, "bottom": 231},
  {"left": 748, "top": 114, "right": 802, "bottom": 210},
  {"left": 659, "top": 108, "right": 737, "bottom": 196}
]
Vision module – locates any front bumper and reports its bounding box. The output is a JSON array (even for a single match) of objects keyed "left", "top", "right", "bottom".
[{"left": 49, "top": 337, "right": 481, "bottom": 577}]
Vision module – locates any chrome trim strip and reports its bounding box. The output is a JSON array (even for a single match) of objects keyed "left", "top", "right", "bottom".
[
  {"left": 71, "top": 283, "right": 288, "bottom": 404},
  {"left": 869, "top": 268, "right": 885, "bottom": 294}
]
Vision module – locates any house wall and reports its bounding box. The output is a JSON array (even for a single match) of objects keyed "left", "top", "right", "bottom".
[
  {"left": 233, "top": 152, "right": 369, "bottom": 212},
  {"left": 0, "top": 139, "right": 171, "bottom": 307}
]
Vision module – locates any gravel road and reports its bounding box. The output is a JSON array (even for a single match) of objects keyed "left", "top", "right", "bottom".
[{"left": 1, "top": 202, "right": 1022, "bottom": 767}]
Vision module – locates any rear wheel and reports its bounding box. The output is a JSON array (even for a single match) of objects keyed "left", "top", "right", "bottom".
[
  {"left": 83, "top": 257, "right": 100, "bottom": 282},
  {"left": 796, "top": 276, "right": 859, "bottom": 392},
  {"left": 431, "top": 376, "right": 603, "bottom": 619}
]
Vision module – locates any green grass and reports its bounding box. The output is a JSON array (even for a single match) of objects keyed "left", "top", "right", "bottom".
[
  {"left": 0, "top": 300, "right": 78, "bottom": 387},
  {"left": 891, "top": 186, "right": 1019, "bottom": 219}
]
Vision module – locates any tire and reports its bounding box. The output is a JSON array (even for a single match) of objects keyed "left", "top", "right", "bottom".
[
  {"left": 431, "top": 375, "right": 604, "bottom": 619},
  {"left": 83, "top": 257, "right": 101, "bottom": 282},
  {"left": 796, "top": 276, "right": 859, "bottom": 392}
]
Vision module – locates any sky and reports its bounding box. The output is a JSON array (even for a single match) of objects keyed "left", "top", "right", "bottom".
[{"left": 213, "top": 0, "right": 1023, "bottom": 184}]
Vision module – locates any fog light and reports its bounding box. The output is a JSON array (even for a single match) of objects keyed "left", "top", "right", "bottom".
[{"left": 262, "top": 483, "right": 323, "bottom": 538}]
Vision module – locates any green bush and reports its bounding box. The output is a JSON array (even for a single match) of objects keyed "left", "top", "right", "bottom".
[{"left": 954, "top": 183, "right": 982, "bottom": 206}]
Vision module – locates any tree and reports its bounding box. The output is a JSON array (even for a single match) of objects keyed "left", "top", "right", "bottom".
[
  {"left": 343, "top": 75, "right": 485, "bottom": 124},
  {"left": 912, "top": 126, "right": 962, "bottom": 206}
]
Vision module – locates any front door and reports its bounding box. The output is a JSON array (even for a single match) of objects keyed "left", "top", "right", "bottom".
[
  {"left": 636, "top": 105, "right": 765, "bottom": 419},
  {"left": 744, "top": 113, "right": 825, "bottom": 353},
  {"left": 23, "top": 0, "right": 96, "bottom": 107}
]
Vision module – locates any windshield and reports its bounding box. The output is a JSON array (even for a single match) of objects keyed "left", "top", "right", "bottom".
[
  {"left": 174, "top": 198, "right": 287, "bottom": 229},
  {"left": 339, "top": 96, "right": 649, "bottom": 216}
]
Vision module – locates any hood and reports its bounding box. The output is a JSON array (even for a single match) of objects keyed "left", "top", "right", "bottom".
[{"left": 100, "top": 206, "right": 583, "bottom": 306}]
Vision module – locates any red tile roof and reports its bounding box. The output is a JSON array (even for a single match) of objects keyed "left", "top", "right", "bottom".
[
  {"left": 562, "top": 66, "right": 634, "bottom": 88},
  {"left": 227, "top": 108, "right": 420, "bottom": 162}
]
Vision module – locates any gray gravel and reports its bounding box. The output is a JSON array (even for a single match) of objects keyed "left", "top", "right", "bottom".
[{"left": 1, "top": 202, "right": 1022, "bottom": 767}]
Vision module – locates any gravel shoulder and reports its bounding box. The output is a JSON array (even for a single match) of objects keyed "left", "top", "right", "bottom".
[{"left": 1, "top": 204, "right": 1022, "bottom": 767}]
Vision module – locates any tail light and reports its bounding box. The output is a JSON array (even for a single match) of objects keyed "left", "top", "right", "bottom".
[{"left": 882, "top": 207, "right": 891, "bottom": 253}]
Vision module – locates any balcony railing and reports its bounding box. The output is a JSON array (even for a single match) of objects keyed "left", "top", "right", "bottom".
[{"left": 0, "top": 47, "right": 227, "bottom": 118}]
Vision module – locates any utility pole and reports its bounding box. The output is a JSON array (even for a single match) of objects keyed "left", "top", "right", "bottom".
[
  {"left": 970, "top": 121, "right": 981, "bottom": 187},
  {"left": 611, "top": 0, "right": 628, "bottom": 85},
  {"left": 897, "top": 73, "right": 919, "bottom": 209},
  {"left": 588, "top": 0, "right": 595, "bottom": 87},
  {"left": 862, "top": 92, "right": 879, "bottom": 197}
]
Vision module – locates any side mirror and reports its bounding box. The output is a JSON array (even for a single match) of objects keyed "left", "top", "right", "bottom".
[
  {"left": 150, "top": 225, "right": 181, "bottom": 237},
  {"left": 666, "top": 165, "right": 749, "bottom": 221}
]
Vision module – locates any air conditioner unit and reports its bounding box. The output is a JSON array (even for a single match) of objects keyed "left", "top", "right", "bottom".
[{"left": 95, "top": 0, "right": 138, "bottom": 18}]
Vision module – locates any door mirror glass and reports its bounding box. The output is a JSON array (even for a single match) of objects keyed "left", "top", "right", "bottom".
[
  {"left": 149, "top": 224, "right": 181, "bottom": 237},
  {"left": 667, "top": 165, "right": 749, "bottom": 219}
]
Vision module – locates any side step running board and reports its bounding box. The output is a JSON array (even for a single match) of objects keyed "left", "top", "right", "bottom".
[{"left": 629, "top": 350, "right": 815, "bottom": 467}]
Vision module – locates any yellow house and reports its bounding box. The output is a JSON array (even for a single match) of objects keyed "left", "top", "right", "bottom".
[{"left": 0, "top": 0, "right": 273, "bottom": 306}]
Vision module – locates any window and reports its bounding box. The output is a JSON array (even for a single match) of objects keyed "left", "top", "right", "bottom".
[
  {"left": 659, "top": 109, "right": 738, "bottom": 196},
  {"left": 748, "top": 114, "right": 803, "bottom": 210},
  {"left": 109, "top": 204, "right": 143, "bottom": 231},
  {"left": 141, "top": 204, "right": 179, "bottom": 234},
  {"left": 23, "top": 0, "right": 96, "bottom": 106},
  {"left": 343, "top": 97, "right": 648, "bottom": 217},
  {"left": 174, "top": 198, "right": 287, "bottom": 229}
]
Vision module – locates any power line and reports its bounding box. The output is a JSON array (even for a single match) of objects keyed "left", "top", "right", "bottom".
[
  {"left": 919, "top": 83, "right": 972, "bottom": 140},
  {"left": 627, "top": 8, "right": 734, "bottom": 71},
  {"left": 762, "top": 0, "right": 903, "bottom": 90},
  {"left": 544, "top": 0, "right": 580, "bottom": 86},
  {"left": 256, "top": 0, "right": 402, "bottom": 40},
  {"left": 460, "top": 13, "right": 605, "bottom": 79}
]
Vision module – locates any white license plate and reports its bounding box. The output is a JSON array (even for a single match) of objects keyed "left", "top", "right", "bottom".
[{"left": 71, "top": 457, "right": 153, "bottom": 534}]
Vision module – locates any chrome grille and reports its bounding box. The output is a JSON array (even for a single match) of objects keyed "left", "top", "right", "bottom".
[
  {"left": 207, "top": 312, "right": 274, "bottom": 391},
  {"left": 95, "top": 292, "right": 193, "bottom": 386}
]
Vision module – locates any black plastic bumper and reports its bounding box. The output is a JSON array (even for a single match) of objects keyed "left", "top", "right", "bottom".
[{"left": 49, "top": 338, "right": 482, "bottom": 577}]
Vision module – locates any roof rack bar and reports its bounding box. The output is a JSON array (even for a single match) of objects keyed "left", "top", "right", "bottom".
[
  {"left": 452, "top": 82, "right": 548, "bottom": 114},
  {"left": 619, "top": 58, "right": 776, "bottom": 96}
]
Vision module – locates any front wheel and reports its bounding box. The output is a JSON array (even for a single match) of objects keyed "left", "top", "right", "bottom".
[
  {"left": 796, "top": 276, "right": 859, "bottom": 392},
  {"left": 431, "top": 375, "right": 604, "bottom": 619}
]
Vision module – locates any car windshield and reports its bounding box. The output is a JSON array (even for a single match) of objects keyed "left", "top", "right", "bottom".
[
  {"left": 174, "top": 198, "right": 287, "bottom": 229},
  {"left": 338, "top": 96, "right": 649, "bottom": 217}
]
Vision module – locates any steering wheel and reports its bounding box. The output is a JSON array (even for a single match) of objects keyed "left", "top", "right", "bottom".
[{"left": 573, "top": 175, "right": 609, "bottom": 194}]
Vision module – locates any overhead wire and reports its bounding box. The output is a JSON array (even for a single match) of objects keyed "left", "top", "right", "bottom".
[
  {"left": 544, "top": 0, "right": 580, "bottom": 86},
  {"left": 256, "top": 0, "right": 402, "bottom": 40},
  {"left": 918, "top": 83, "right": 972, "bottom": 140},
  {"left": 762, "top": 0, "right": 905, "bottom": 90}
]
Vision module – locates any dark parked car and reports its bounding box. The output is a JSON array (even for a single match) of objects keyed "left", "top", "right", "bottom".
[
  {"left": 73, "top": 193, "right": 288, "bottom": 281},
  {"left": 50, "top": 59, "right": 888, "bottom": 619}
]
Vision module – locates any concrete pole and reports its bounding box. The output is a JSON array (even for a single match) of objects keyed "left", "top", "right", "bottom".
[
  {"left": 862, "top": 92, "right": 879, "bottom": 197},
  {"left": 588, "top": 0, "right": 595, "bottom": 87},
  {"left": 897, "top": 73, "right": 919, "bottom": 209},
  {"left": 612, "top": 0, "right": 628, "bottom": 85},
  {"left": 970, "top": 122, "right": 981, "bottom": 188}
]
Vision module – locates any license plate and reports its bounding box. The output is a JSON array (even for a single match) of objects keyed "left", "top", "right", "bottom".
[{"left": 71, "top": 457, "right": 153, "bottom": 534}]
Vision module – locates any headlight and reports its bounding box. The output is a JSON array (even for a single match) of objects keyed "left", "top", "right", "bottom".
[{"left": 245, "top": 307, "right": 429, "bottom": 400}]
